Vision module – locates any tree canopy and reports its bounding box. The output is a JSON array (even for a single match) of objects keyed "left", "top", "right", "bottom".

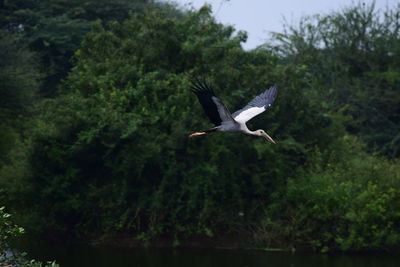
[
  {"left": 0, "top": 0, "right": 153, "bottom": 96},
  {"left": 269, "top": 2, "right": 400, "bottom": 157}
]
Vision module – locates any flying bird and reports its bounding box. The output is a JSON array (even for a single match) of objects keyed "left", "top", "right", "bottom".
[{"left": 189, "top": 78, "right": 278, "bottom": 143}]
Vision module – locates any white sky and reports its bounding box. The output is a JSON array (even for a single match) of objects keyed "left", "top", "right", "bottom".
[{"left": 166, "top": 0, "right": 399, "bottom": 50}]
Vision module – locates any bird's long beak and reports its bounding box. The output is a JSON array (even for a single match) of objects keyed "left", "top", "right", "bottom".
[{"left": 263, "top": 133, "right": 276, "bottom": 144}]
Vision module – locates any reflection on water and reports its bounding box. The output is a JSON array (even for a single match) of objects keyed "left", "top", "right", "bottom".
[{"left": 18, "top": 243, "right": 400, "bottom": 267}]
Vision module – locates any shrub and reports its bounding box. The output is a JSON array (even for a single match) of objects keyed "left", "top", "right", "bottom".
[{"left": 262, "top": 136, "right": 400, "bottom": 251}]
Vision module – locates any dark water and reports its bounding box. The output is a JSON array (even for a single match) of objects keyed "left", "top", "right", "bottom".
[{"left": 17, "top": 243, "right": 400, "bottom": 267}]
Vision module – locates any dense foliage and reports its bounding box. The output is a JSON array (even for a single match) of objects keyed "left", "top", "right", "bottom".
[
  {"left": 0, "top": 31, "right": 41, "bottom": 166},
  {"left": 259, "top": 137, "right": 400, "bottom": 252},
  {"left": 268, "top": 2, "right": 400, "bottom": 157},
  {"left": 0, "top": 0, "right": 153, "bottom": 96},
  {"left": 0, "top": 1, "right": 399, "bottom": 252}
]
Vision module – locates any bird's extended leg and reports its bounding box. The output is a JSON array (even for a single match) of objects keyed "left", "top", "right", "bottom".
[
  {"left": 189, "top": 132, "right": 207, "bottom": 137},
  {"left": 189, "top": 128, "right": 218, "bottom": 138}
]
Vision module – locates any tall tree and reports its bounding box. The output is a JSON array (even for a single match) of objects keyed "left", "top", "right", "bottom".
[
  {"left": 0, "top": 31, "right": 41, "bottom": 165},
  {"left": 268, "top": 2, "right": 400, "bottom": 157},
  {"left": 0, "top": 0, "right": 152, "bottom": 96}
]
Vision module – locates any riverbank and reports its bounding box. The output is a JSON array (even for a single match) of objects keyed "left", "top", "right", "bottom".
[{"left": 92, "top": 234, "right": 296, "bottom": 253}]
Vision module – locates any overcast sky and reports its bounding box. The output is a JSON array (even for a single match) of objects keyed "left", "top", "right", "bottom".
[{"left": 166, "top": 0, "right": 399, "bottom": 50}]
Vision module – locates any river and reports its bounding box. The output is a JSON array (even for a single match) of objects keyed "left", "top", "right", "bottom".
[{"left": 18, "top": 243, "right": 400, "bottom": 267}]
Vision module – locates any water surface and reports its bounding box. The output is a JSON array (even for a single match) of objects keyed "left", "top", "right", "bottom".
[{"left": 19, "top": 243, "right": 400, "bottom": 267}]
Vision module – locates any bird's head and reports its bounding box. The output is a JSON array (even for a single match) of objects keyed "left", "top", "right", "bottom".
[{"left": 257, "top": 130, "right": 276, "bottom": 144}]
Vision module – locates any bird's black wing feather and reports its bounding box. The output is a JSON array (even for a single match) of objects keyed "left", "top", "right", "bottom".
[{"left": 191, "top": 78, "right": 233, "bottom": 126}]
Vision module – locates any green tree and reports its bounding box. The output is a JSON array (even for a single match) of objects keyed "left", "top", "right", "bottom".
[
  {"left": 0, "top": 31, "right": 41, "bottom": 167},
  {"left": 261, "top": 137, "right": 400, "bottom": 252},
  {"left": 0, "top": 0, "right": 153, "bottom": 96},
  {"left": 268, "top": 2, "right": 400, "bottom": 157}
]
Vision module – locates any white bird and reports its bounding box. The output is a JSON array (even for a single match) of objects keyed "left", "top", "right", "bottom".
[{"left": 189, "top": 78, "right": 278, "bottom": 143}]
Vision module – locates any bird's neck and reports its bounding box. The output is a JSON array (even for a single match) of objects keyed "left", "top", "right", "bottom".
[{"left": 244, "top": 128, "right": 260, "bottom": 136}]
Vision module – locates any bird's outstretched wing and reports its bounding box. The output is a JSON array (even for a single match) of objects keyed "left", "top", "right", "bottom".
[
  {"left": 191, "top": 78, "right": 234, "bottom": 126},
  {"left": 232, "top": 86, "right": 278, "bottom": 124}
]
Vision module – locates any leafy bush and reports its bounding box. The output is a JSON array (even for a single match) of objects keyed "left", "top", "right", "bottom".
[
  {"left": 0, "top": 207, "right": 58, "bottom": 267},
  {"left": 261, "top": 136, "right": 400, "bottom": 252},
  {"left": 0, "top": 206, "right": 24, "bottom": 254}
]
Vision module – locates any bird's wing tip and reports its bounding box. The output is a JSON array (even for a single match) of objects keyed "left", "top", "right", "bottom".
[
  {"left": 270, "top": 85, "right": 278, "bottom": 91},
  {"left": 190, "top": 77, "right": 215, "bottom": 94}
]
